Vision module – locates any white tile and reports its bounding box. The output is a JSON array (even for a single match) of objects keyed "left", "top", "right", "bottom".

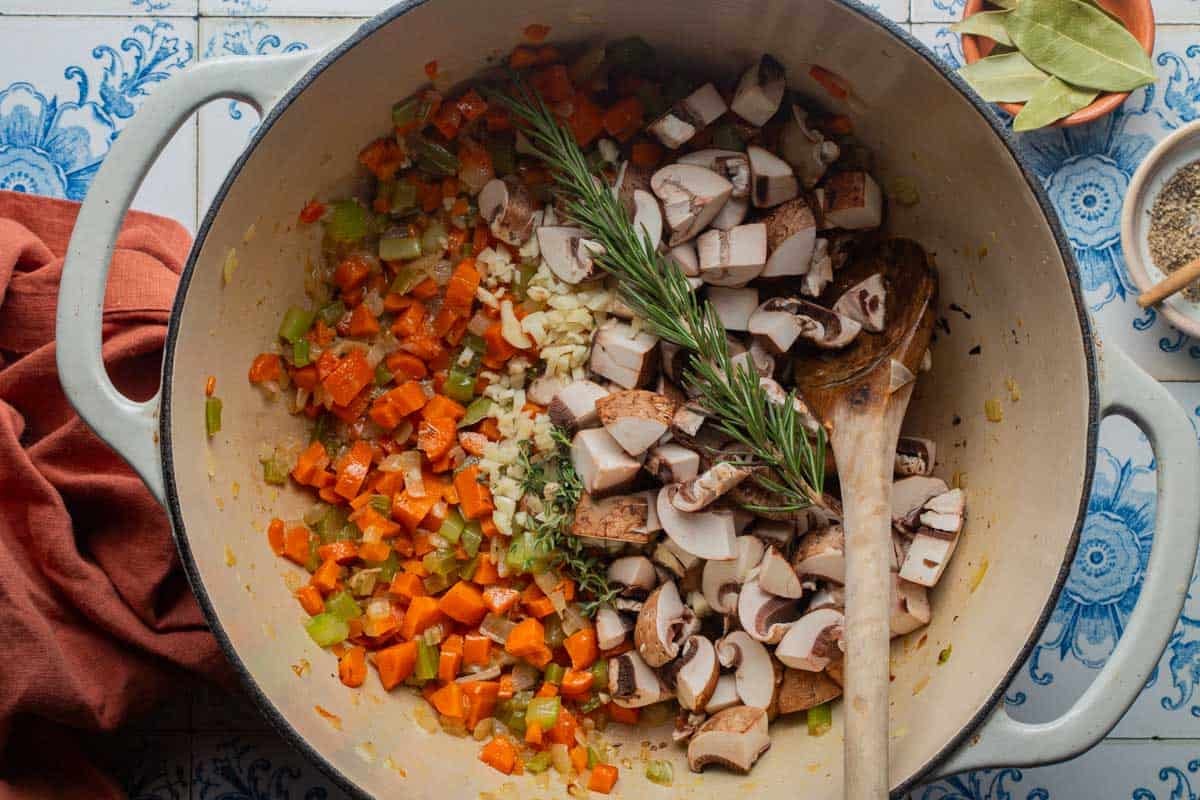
[
  {"left": 0, "top": 0, "right": 196, "bottom": 14},
  {"left": 0, "top": 16, "right": 198, "bottom": 230},
  {"left": 1153, "top": 0, "right": 1200, "bottom": 24},
  {"left": 911, "top": 0, "right": 965, "bottom": 24},
  {"left": 200, "top": 0, "right": 385, "bottom": 15},
  {"left": 196, "top": 18, "right": 361, "bottom": 218},
  {"left": 910, "top": 23, "right": 964, "bottom": 69},
  {"left": 909, "top": 741, "right": 1200, "bottom": 799}
]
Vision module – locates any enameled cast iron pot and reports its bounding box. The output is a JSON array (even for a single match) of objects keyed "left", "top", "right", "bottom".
[{"left": 54, "top": 1, "right": 1200, "bottom": 796}]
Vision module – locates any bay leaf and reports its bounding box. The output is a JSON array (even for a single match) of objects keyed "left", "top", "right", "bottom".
[
  {"left": 951, "top": 11, "right": 1015, "bottom": 46},
  {"left": 1004, "top": 0, "right": 1155, "bottom": 92},
  {"left": 989, "top": 0, "right": 1020, "bottom": 9},
  {"left": 1012, "top": 76, "right": 1099, "bottom": 130},
  {"left": 957, "top": 52, "right": 1051, "bottom": 102}
]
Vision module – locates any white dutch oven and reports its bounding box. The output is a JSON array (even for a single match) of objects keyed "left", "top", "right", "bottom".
[{"left": 54, "top": 1, "right": 1200, "bottom": 797}]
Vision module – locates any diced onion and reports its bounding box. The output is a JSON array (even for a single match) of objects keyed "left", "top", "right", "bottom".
[
  {"left": 400, "top": 451, "right": 424, "bottom": 497},
  {"left": 511, "top": 661, "right": 540, "bottom": 691},
  {"left": 480, "top": 613, "right": 516, "bottom": 645},
  {"left": 550, "top": 744, "right": 571, "bottom": 775},
  {"left": 456, "top": 666, "right": 502, "bottom": 683},
  {"left": 467, "top": 311, "right": 493, "bottom": 336},
  {"left": 561, "top": 604, "right": 588, "bottom": 636},
  {"left": 302, "top": 504, "right": 327, "bottom": 525},
  {"left": 393, "top": 420, "right": 415, "bottom": 444},
  {"left": 379, "top": 454, "right": 406, "bottom": 472}
]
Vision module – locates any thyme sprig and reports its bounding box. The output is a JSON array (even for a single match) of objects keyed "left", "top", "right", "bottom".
[{"left": 491, "top": 80, "right": 827, "bottom": 512}]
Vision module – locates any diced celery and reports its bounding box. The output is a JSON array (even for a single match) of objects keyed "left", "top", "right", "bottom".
[
  {"left": 260, "top": 455, "right": 288, "bottom": 486},
  {"left": 506, "top": 531, "right": 552, "bottom": 575},
  {"left": 444, "top": 369, "right": 476, "bottom": 404},
  {"left": 369, "top": 494, "right": 392, "bottom": 515},
  {"left": 525, "top": 696, "right": 560, "bottom": 730},
  {"left": 586, "top": 746, "right": 605, "bottom": 768},
  {"left": 415, "top": 640, "right": 439, "bottom": 681},
  {"left": 495, "top": 695, "right": 528, "bottom": 736},
  {"left": 606, "top": 36, "right": 655, "bottom": 70},
  {"left": 645, "top": 759, "right": 673, "bottom": 786},
  {"left": 316, "top": 507, "right": 350, "bottom": 544},
  {"left": 375, "top": 363, "right": 392, "bottom": 386},
  {"left": 421, "top": 220, "right": 448, "bottom": 254},
  {"left": 543, "top": 663, "right": 565, "bottom": 686},
  {"left": 458, "top": 555, "right": 479, "bottom": 581},
  {"left": 423, "top": 572, "right": 451, "bottom": 594},
  {"left": 390, "top": 264, "right": 425, "bottom": 294},
  {"left": 412, "top": 136, "right": 460, "bottom": 176},
  {"left": 438, "top": 508, "right": 466, "bottom": 543},
  {"left": 543, "top": 614, "right": 566, "bottom": 649},
  {"left": 487, "top": 138, "right": 516, "bottom": 177},
  {"left": 459, "top": 398, "right": 492, "bottom": 428},
  {"left": 807, "top": 702, "right": 833, "bottom": 736},
  {"left": 327, "top": 200, "right": 368, "bottom": 243},
  {"left": 589, "top": 658, "right": 609, "bottom": 689},
  {"left": 371, "top": 551, "right": 400, "bottom": 582},
  {"left": 578, "top": 694, "right": 603, "bottom": 714},
  {"left": 379, "top": 235, "right": 422, "bottom": 262},
  {"left": 423, "top": 548, "right": 458, "bottom": 577},
  {"left": 460, "top": 523, "right": 484, "bottom": 558},
  {"left": 463, "top": 333, "right": 486, "bottom": 354},
  {"left": 325, "top": 590, "right": 362, "bottom": 621},
  {"left": 526, "top": 751, "right": 552, "bottom": 774},
  {"left": 205, "top": 397, "right": 222, "bottom": 437},
  {"left": 292, "top": 339, "right": 311, "bottom": 367},
  {"left": 304, "top": 538, "right": 321, "bottom": 573},
  {"left": 278, "top": 306, "right": 316, "bottom": 343},
  {"left": 348, "top": 569, "right": 378, "bottom": 597},
  {"left": 392, "top": 96, "right": 419, "bottom": 128},
  {"left": 305, "top": 613, "right": 350, "bottom": 647},
  {"left": 317, "top": 300, "right": 345, "bottom": 327},
  {"left": 390, "top": 181, "right": 418, "bottom": 216}
]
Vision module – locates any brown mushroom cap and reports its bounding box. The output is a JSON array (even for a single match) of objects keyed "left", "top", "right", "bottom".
[
  {"left": 686, "top": 705, "right": 772, "bottom": 774},
  {"left": 635, "top": 581, "right": 693, "bottom": 668},
  {"left": 777, "top": 668, "right": 843, "bottom": 714}
]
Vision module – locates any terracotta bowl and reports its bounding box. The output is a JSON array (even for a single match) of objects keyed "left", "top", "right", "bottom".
[{"left": 960, "top": 0, "right": 1156, "bottom": 127}]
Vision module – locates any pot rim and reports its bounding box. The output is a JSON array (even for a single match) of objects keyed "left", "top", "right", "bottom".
[{"left": 159, "top": 2, "right": 1099, "bottom": 796}]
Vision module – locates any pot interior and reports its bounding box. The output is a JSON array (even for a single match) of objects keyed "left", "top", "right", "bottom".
[{"left": 164, "top": 0, "right": 1094, "bottom": 796}]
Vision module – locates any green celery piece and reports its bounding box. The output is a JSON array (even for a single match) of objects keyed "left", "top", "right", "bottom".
[
  {"left": 305, "top": 613, "right": 350, "bottom": 647},
  {"left": 459, "top": 398, "right": 493, "bottom": 428},
  {"left": 278, "top": 306, "right": 317, "bottom": 343},
  {"left": 443, "top": 369, "right": 476, "bottom": 404},
  {"left": 950, "top": 10, "right": 1014, "bottom": 46},
  {"left": 586, "top": 746, "right": 604, "bottom": 768},
  {"left": 458, "top": 555, "right": 479, "bottom": 581},
  {"left": 645, "top": 760, "right": 673, "bottom": 786},
  {"left": 390, "top": 264, "right": 425, "bottom": 294},
  {"left": 327, "top": 200, "right": 369, "bottom": 243},
  {"left": 325, "top": 590, "right": 362, "bottom": 621},
  {"left": 423, "top": 548, "right": 458, "bottom": 577},
  {"left": 317, "top": 507, "right": 350, "bottom": 544},
  {"left": 438, "top": 508, "right": 466, "bottom": 543},
  {"left": 392, "top": 96, "right": 419, "bottom": 127},
  {"left": 525, "top": 696, "right": 561, "bottom": 729},
  {"left": 525, "top": 752, "right": 552, "bottom": 774},
  {"left": 543, "top": 614, "right": 566, "bottom": 649},
  {"left": 369, "top": 494, "right": 392, "bottom": 514},
  {"left": 415, "top": 640, "right": 439, "bottom": 681},
  {"left": 460, "top": 523, "right": 484, "bottom": 558},
  {"left": 1012, "top": 76, "right": 1098, "bottom": 130},
  {"left": 957, "top": 52, "right": 1050, "bottom": 102},
  {"left": 372, "top": 551, "right": 400, "bottom": 582},
  {"left": 379, "top": 235, "right": 422, "bottom": 262},
  {"left": 543, "top": 662, "right": 565, "bottom": 686},
  {"left": 375, "top": 363, "right": 392, "bottom": 386},
  {"left": 808, "top": 702, "right": 833, "bottom": 736},
  {"left": 390, "top": 181, "right": 418, "bottom": 216},
  {"left": 204, "top": 397, "right": 222, "bottom": 438},
  {"left": 423, "top": 572, "right": 451, "bottom": 594},
  {"left": 589, "top": 658, "right": 608, "bottom": 688},
  {"left": 260, "top": 455, "right": 288, "bottom": 486},
  {"left": 411, "top": 136, "right": 460, "bottom": 176},
  {"left": 421, "top": 220, "right": 449, "bottom": 255},
  {"left": 292, "top": 338, "right": 311, "bottom": 367},
  {"left": 317, "top": 301, "right": 345, "bottom": 327}
]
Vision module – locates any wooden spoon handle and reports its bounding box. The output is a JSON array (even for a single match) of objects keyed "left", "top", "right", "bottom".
[{"left": 1137, "top": 256, "right": 1200, "bottom": 308}]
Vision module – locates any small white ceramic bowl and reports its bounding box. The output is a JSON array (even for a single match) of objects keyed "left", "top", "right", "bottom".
[{"left": 1122, "top": 120, "right": 1200, "bottom": 338}]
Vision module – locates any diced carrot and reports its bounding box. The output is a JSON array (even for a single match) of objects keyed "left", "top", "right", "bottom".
[
  {"left": 475, "top": 418, "right": 502, "bottom": 443},
  {"left": 329, "top": 389, "right": 371, "bottom": 424},
  {"left": 299, "top": 199, "right": 326, "bottom": 224},
  {"left": 463, "top": 633, "right": 491, "bottom": 667},
  {"left": 417, "top": 417, "right": 457, "bottom": 461},
  {"left": 348, "top": 304, "right": 380, "bottom": 337},
  {"left": 569, "top": 745, "right": 588, "bottom": 774},
  {"left": 809, "top": 65, "right": 849, "bottom": 100},
  {"left": 454, "top": 465, "right": 494, "bottom": 520},
  {"left": 422, "top": 395, "right": 466, "bottom": 422},
  {"left": 388, "top": 381, "right": 430, "bottom": 416},
  {"left": 498, "top": 673, "right": 516, "bottom": 700},
  {"left": 482, "top": 585, "right": 520, "bottom": 615},
  {"left": 567, "top": 90, "right": 604, "bottom": 148},
  {"left": 603, "top": 96, "right": 644, "bottom": 141},
  {"left": 629, "top": 141, "right": 662, "bottom": 168},
  {"left": 413, "top": 530, "right": 436, "bottom": 557},
  {"left": 559, "top": 669, "right": 594, "bottom": 697},
  {"left": 291, "top": 364, "right": 320, "bottom": 390},
  {"left": 333, "top": 254, "right": 373, "bottom": 292},
  {"left": 455, "top": 88, "right": 488, "bottom": 121},
  {"left": 317, "top": 540, "right": 359, "bottom": 565},
  {"left": 411, "top": 277, "right": 440, "bottom": 300},
  {"left": 523, "top": 22, "right": 551, "bottom": 41},
  {"left": 310, "top": 559, "right": 341, "bottom": 594},
  {"left": 443, "top": 259, "right": 480, "bottom": 314},
  {"left": 432, "top": 103, "right": 463, "bottom": 140},
  {"left": 547, "top": 709, "right": 579, "bottom": 746},
  {"left": 392, "top": 489, "right": 439, "bottom": 534},
  {"left": 481, "top": 322, "right": 519, "bottom": 367},
  {"left": 535, "top": 682, "right": 558, "bottom": 699},
  {"left": 400, "top": 595, "right": 443, "bottom": 640},
  {"left": 480, "top": 516, "right": 500, "bottom": 537},
  {"left": 431, "top": 306, "right": 460, "bottom": 339},
  {"left": 430, "top": 682, "right": 465, "bottom": 718},
  {"left": 392, "top": 301, "right": 427, "bottom": 338},
  {"left": 524, "top": 596, "right": 556, "bottom": 619},
  {"left": 338, "top": 646, "right": 368, "bottom": 688},
  {"left": 484, "top": 107, "right": 511, "bottom": 132},
  {"left": 505, "top": 618, "right": 552, "bottom": 668},
  {"left": 563, "top": 626, "right": 599, "bottom": 671},
  {"left": 248, "top": 353, "right": 282, "bottom": 384},
  {"left": 472, "top": 553, "right": 501, "bottom": 586},
  {"left": 509, "top": 45, "right": 539, "bottom": 69},
  {"left": 296, "top": 584, "right": 324, "bottom": 615},
  {"left": 323, "top": 350, "right": 374, "bottom": 407},
  {"left": 358, "top": 137, "right": 405, "bottom": 181},
  {"left": 385, "top": 351, "right": 428, "bottom": 381},
  {"left": 588, "top": 763, "right": 618, "bottom": 794},
  {"left": 389, "top": 571, "right": 425, "bottom": 602},
  {"left": 463, "top": 681, "right": 500, "bottom": 729},
  {"left": 291, "top": 441, "right": 329, "bottom": 485},
  {"left": 472, "top": 223, "right": 491, "bottom": 254},
  {"left": 282, "top": 525, "right": 312, "bottom": 566},
  {"left": 439, "top": 634, "right": 464, "bottom": 682},
  {"left": 479, "top": 736, "right": 518, "bottom": 775},
  {"left": 375, "top": 641, "right": 418, "bottom": 690},
  {"left": 267, "top": 518, "right": 286, "bottom": 555},
  {"left": 353, "top": 506, "right": 402, "bottom": 540},
  {"left": 459, "top": 431, "right": 488, "bottom": 456},
  {"left": 607, "top": 704, "right": 639, "bottom": 725},
  {"left": 530, "top": 64, "right": 573, "bottom": 103},
  {"left": 437, "top": 581, "right": 488, "bottom": 626},
  {"left": 334, "top": 440, "right": 373, "bottom": 500},
  {"left": 358, "top": 540, "right": 392, "bottom": 562},
  {"left": 524, "top": 720, "right": 544, "bottom": 746}
]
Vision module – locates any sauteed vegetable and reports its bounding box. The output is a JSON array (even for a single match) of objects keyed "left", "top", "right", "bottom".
[{"left": 250, "top": 36, "right": 965, "bottom": 790}]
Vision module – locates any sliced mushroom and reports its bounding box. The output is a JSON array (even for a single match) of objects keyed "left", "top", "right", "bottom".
[
  {"left": 748, "top": 296, "right": 862, "bottom": 352},
  {"left": 825, "top": 659, "right": 845, "bottom": 687},
  {"left": 607, "top": 555, "right": 658, "bottom": 597},
  {"left": 890, "top": 574, "right": 932, "bottom": 635},
  {"left": 793, "top": 524, "right": 846, "bottom": 585},
  {"left": 892, "top": 475, "right": 950, "bottom": 530},
  {"left": 687, "top": 705, "right": 771, "bottom": 774},
  {"left": 647, "top": 83, "right": 728, "bottom": 149},
  {"left": 760, "top": 198, "right": 817, "bottom": 278},
  {"left": 595, "top": 604, "right": 633, "bottom": 650},
  {"left": 609, "top": 650, "right": 672, "bottom": 707},
  {"left": 645, "top": 442, "right": 701, "bottom": 484},
  {"left": 758, "top": 377, "right": 821, "bottom": 434},
  {"left": 671, "top": 462, "right": 753, "bottom": 512},
  {"left": 651, "top": 164, "right": 734, "bottom": 245},
  {"left": 635, "top": 581, "right": 694, "bottom": 667},
  {"left": 807, "top": 584, "right": 845, "bottom": 612},
  {"left": 731, "top": 54, "right": 786, "bottom": 126},
  {"left": 590, "top": 319, "right": 659, "bottom": 389},
  {"left": 752, "top": 520, "right": 796, "bottom": 549},
  {"left": 833, "top": 273, "right": 887, "bottom": 333},
  {"left": 776, "top": 607, "right": 845, "bottom": 671},
  {"left": 705, "top": 674, "right": 741, "bottom": 714},
  {"left": 748, "top": 145, "right": 799, "bottom": 208},
  {"left": 632, "top": 189, "right": 664, "bottom": 250},
  {"left": 668, "top": 241, "right": 701, "bottom": 277},
  {"left": 677, "top": 149, "right": 752, "bottom": 198},
  {"left": 571, "top": 493, "right": 651, "bottom": 543},
  {"left": 478, "top": 178, "right": 535, "bottom": 246},
  {"left": 922, "top": 488, "right": 966, "bottom": 532},
  {"left": 548, "top": 380, "right": 609, "bottom": 434},
  {"left": 613, "top": 160, "right": 653, "bottom": 217},
  {"left": 738, "top": 576, "right": 801, "bottom": 644},
  {"left": 710, "top": 196, "right": 750, "bottom": 231},
  {"left": 671, "top": 635, "right": 721, "bottom": 711},
  {"left": 895, "top": 436, "right": 935, "bottom": 477},
  {"left": 801, "top": 238, "right": 833, "bottom": 297},
  {"left": 596, "top": 389, "right": 677, "bottom": 457},
  {"left": 716, "top": 630, "right": 775, "bottom": 709},
  {"left": 777, "top": 667, "right": 842, "bottom": 714},
  {"left": 696, "top": 223, "right": 767, "bottom": 287},
  {"left": 900, "top": 530, "right": 960, "bottom": 588},
  {"left": 821, "top": 170, "right": 883, "bottom": 230},
  {"left": 779, "top": 105, "right": 840, "bottom": 188},
  {"left": 657, "top": 485, "right": 738, "bottom": 561},
  {"left": 673, "top": 709, "right": 708, "bottom": 743},
  {"left": 758, "top": 546, "right": 804, "bottom": 598},
  {"left": 672, "top": 404, "right": 707, "bottom": 440},
  {"left": 571, "top": 428, "right": 641, "bottom": 495},
  {"left": 537, "top": 226, "right": 592, "bottom": 285},
  {"left": 614, "top": 597, "right": 644, "bottom": 614},
  {"left": 706, "top": 287, "right": 759, "bottom": 332},
  {"left": 701, "top": 535, "right": 766, "bottom": 615}
]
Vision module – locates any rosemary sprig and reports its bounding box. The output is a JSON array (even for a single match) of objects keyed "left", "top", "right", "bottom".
[{"left": 491, "top": 80, "right": 827, "bottom": 512}]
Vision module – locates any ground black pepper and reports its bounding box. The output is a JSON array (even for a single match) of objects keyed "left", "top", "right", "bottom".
[{"left": 1148, "top": 159, "right": 1200, "bottom": 302}]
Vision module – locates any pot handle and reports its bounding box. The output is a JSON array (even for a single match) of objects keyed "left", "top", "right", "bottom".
[
  {"left": 55, "top": 51, "right": 323, "bottom": 504},
  {"left": 932, "top": 343, "right": 1200, "bottom": 779}
]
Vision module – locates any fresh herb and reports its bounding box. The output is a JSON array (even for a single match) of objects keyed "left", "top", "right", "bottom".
[
  {"left": 1012, "top": 76, "right": 1098, "bottom": 131},
  {"left": 957, "top": 52, "right": 1051, "bottom": 102},
  {"left": 950, "top": 10, "right": 1014, "bottom": 46},
  {"left": 491, "top": 79, "right": 827, "bottom": 514}
]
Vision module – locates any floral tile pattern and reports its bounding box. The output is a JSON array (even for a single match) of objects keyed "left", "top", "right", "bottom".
[{"left": 8, "top": 4, "right": 1200, "bottom": 799}]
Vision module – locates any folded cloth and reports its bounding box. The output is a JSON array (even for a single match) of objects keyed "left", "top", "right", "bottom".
[{"left": 0, "top": 191, "right": 229, "bottom": 797}]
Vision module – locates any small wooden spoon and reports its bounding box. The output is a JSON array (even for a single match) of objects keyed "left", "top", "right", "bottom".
[
  {"left": 1137, "top": 255, "right": 1200, "bottom": 308},
  {"left": 794, "top": 238, "right": 938, "bottom": 800}
]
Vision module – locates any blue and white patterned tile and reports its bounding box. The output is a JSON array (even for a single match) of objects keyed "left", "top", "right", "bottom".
[
  {"left": 191, "top": 734, "right": 350, "bottom": 800},
  {"left": 864, "top": 0, "right": 911, "bottom": 24},
  {"left": 910, "top": 23, "right": 964, "bottom": 68},
  {"left": 0, "top": 16, "right": 198, "bottom": 229},
  {"left": 910, "top": 741, "right": 1200, "bottom": 799},
  {"left": 195, "top": 17, "right": 360, "bottom": 216},
  {"left": 199, "top": 0, "right": 384, "bottom": 16},
  {"left": 911, "top": 0, "right": 965, "bottom": 25},
  {"left": 0, "top": 0, "right": 197, "bottom": 15}
]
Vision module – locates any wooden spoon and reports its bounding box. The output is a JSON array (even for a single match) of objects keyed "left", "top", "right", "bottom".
[
  {"left": 794, "top": 238, "right": 938, "bottom": 800},
  {"left": 1137, "top": 255, "right": 1200, "bottom": 307}
]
